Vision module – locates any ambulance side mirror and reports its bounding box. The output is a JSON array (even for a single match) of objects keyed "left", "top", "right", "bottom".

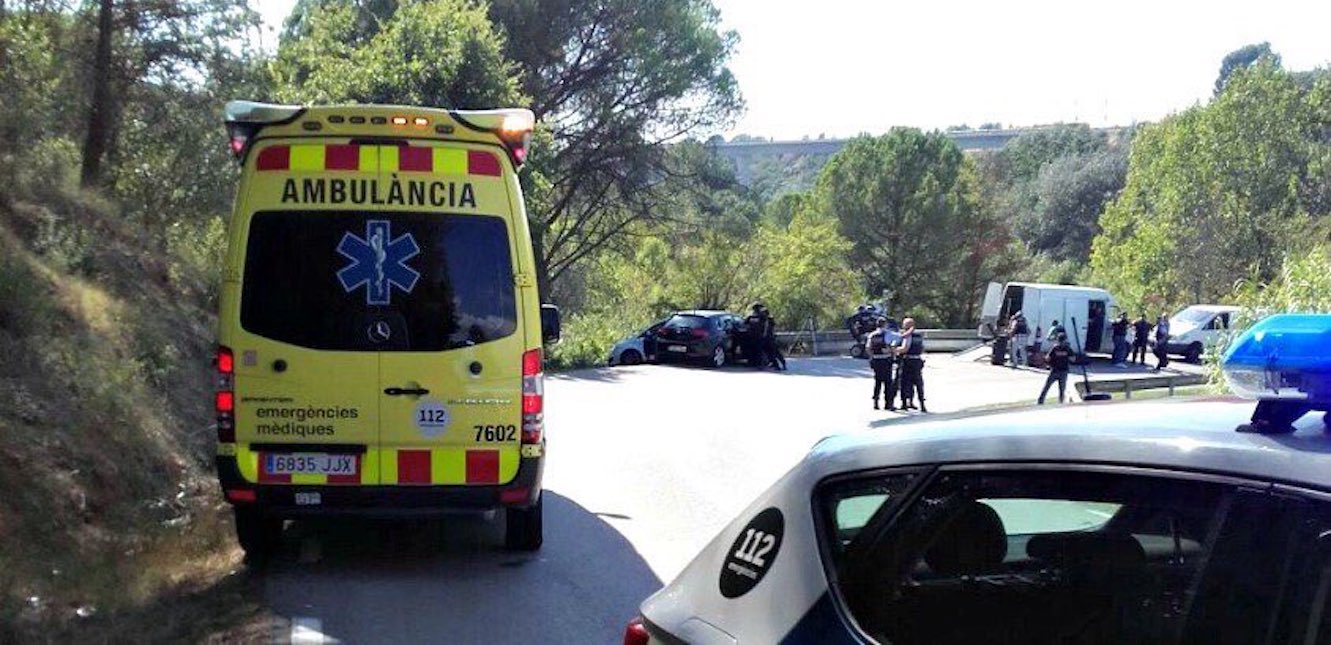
[{"left": 540, "top": 304, "right": 561, "bottom": 345}]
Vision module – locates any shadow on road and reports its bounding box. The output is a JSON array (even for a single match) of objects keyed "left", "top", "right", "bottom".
[
  {"left": 702, "top": 356, "right": 875, "bottom": 379},
  {"left": 258, "top": 491, "right": 661, "bottom": 643},
  {"left": 549, "top": 366, "right": 628, "bottom": 383}
]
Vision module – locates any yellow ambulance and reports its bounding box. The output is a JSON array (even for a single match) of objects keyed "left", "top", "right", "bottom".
[{"left": 215, "top": 101, "right": 557, "bottom": 559}]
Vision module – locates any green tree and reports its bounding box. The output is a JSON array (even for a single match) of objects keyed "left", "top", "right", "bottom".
[
  {"left": 1091, "top": 60, "right": 1331, "bottom": 312},
  {"left": 487, "top": 0, "right": 742, "bottom": 297},
  {"left": 1215, "top": 41, "right": 1279, "bottom": 96},
  {"left": 973, "top": 123, "right": 1118, "bottom": 270},
  {"left": 750, "top": 209, "right": 857, "bottom": 329},
  {"left": 816, "top": 129, "right": 987, "bottom": 326},
  {"left": 1016, "top": 147, "right": 1127, "bottom": 262},
  {"left": 74, "top": 0, "right": 258, "bottom": 186},
  {"left": 273, "top": 0, "right": 520, "bottom": 109}
]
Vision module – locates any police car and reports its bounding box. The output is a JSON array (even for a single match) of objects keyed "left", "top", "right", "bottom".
[{"left": 626, "top": 314, "right": 1331, "bottom": 644}]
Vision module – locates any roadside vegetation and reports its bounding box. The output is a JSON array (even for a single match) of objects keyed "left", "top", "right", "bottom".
[{"left": 0, "top": 0, "right": 1329, "bottom": 637}]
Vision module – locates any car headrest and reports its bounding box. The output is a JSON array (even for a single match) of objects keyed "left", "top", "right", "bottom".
[
  {"left": 924, "top": 501, "right": 1008, "bottom": 576},
  {"left": 1026, "top": 532, "right": 1146, "bottom": 569}
]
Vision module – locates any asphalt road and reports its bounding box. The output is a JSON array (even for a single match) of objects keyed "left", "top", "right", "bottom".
[{"left": 257, "top": 356, "right": 1078, "bottom": 643}]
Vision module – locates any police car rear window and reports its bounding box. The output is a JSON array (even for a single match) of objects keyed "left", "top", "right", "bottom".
[
  {"left": 665, "top": 314, "right": 709, "bottom": 328},
  {"left": 240, "top": 211, "right": 516, "bottom": 351}
]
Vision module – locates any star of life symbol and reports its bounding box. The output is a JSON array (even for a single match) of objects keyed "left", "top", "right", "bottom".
[{"left": 336, "top": 220, "right": 420, "bottom": 305}]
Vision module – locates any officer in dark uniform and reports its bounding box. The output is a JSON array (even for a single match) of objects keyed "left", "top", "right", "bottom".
[
  {"left": 757, "top": 305, "right": 786, "bottom": 371},
  {"left": 743, "top": 304, "right": 766, "bottom": 368},
  {"left": 865, "top": 318, "right": 896, "bottom": 410},
  {"left": 895, "top": 317, "right": 927, "bottom": 413}
]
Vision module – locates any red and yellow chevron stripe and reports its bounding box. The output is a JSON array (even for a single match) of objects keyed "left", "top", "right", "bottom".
[{"left": 254, "top": 144, "right": 502, "bottom": 176}]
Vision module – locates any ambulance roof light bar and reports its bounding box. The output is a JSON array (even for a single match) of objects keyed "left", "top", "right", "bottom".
[
  {"left": 223, "top": 101, "right": 306, "bottom": 162},
  {"left": 224, "top": 100, "right": 306, "bottom": 125},
  {"left": 450, "top": 108, "right": 536, "bottom": 166},
  {"left": 1221, "top": 313, "right": 1331, "bottom": 434}
]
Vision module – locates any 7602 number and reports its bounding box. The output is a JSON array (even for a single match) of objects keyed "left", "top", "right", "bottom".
[{"left": 474, "top": 424, "right": 517, "bottom": 442}]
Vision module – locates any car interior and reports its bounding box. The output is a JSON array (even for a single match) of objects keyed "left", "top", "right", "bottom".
[{"left": 831, "top": 471, "right": 1231, "bottom": 644}]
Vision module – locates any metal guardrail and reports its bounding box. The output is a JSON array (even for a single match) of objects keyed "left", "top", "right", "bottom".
[
  {"left": 1074, "top": 372, "right": 1208, "bottom": 399},
  {"left": 776, "top": 329, "right": 979, "bottom": 356}
]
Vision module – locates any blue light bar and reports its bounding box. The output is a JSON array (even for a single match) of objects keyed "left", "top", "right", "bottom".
[{"left": 1221, "top": 313, "right": 1331, "bottom": 405}]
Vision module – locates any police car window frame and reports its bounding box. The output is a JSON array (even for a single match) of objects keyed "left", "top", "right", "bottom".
[
  {"left": 812, "top": 461, "right": 1294, "bottom": 645},
  {"left": 1266, "top": 484, "right": 1331, "bottom": 644},
  {"left": 809, "top": 466, "right": 934, "bottom": 642}
]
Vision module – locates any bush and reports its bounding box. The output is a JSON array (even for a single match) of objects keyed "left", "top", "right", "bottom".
[
  {"left": 1208, "top": 246, "right": 1331, "bottom": 386},
  {"left": 0, "top": 253, "right": 53, "bottom": 336},
  {"left": 14, "top": 137, "right": 81, "bottom": 200},
  {"left": 546, "top": 310, "right": 644, "bottom": 371},
  {"left": 165, "top": 216, "right": 227, "bottom": 307}
]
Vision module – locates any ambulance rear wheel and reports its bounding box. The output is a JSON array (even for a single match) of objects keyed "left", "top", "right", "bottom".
[
  {"left": 234, "top": 507, "right": 282, "bottom": 562},
  {"left": 505, "top": 493, "right": 543, "bottom": 551}
]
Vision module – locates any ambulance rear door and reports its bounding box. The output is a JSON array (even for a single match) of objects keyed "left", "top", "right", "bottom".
[
  {"left": 368, "top": 143, "right": 526, "bottom": 488},
  {"left": 228, "top": 141, "right": 390, "bottom": 487}
]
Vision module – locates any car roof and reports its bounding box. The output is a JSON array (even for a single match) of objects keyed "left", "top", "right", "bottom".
[
  {"left": 675, "top": 310, "right": 732, "bottom": 317},
  {"left": 808, "top": 398, "right": 1331, "bottom": 491},
  {"left": 1007, "top": 282, "right": 1111, "bottom": 295},
  {"left": 1177, "top": 304, "right": 1241, "bottom": 313}
]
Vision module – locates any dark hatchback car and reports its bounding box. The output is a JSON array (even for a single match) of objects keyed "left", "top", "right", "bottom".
[{"left": 654, "top": 310, "right": 745, "bottom": 367}]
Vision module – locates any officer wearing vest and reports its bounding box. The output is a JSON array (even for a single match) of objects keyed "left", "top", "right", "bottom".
[
  {"left": 895, "top": 317, "right": 927, "bottom": 413},
  {"left": 865, "top": 318, "right": 898, "bottom": 410},
  {"left": 743, "top": 304, "right": 766, "bottom": 368}
]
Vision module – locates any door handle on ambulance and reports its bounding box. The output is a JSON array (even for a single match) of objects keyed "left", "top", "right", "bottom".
[{"left": 384, "top": 387, "right": 430, "bottom": 396}]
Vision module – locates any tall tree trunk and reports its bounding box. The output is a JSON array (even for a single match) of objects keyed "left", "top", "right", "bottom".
[
  {"left": 531, "top": 224, "right": 553, "bottom": 304},
  {"left": 81, "top": 0, "right": 114, "bottom": 187}
]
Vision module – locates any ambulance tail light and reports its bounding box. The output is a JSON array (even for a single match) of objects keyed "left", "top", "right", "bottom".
[
  {"left": 522, "top": 348, "right": 544, "bottom": 444},
  {"left": 216, "top": 346, "right": 236, "bottom": 444},
  {"left": 500, "top": 487, "right": 530, "bottom": 505},
  {"left": 623, "top": 617, "right": 650, "bottom": 645},
  {"left": 1221, "top": 313, "right": 1331, "bottom": 434},
  {"left": 451, "top": 108, "right": 535, "bottom": 167},
  {"left": 223, "top": 100, "right": 305, "bottom": 163},
  {"left": 225, "top": 489, "right": 256, "bottom": 503}
]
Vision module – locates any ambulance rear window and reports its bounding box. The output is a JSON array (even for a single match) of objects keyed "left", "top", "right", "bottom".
[{"left": 240, "top": 211, "right": 517, "bottom": 351}]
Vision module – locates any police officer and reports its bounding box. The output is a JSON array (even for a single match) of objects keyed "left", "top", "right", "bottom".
[
  {"left": 1152, "top": 313, "right": 1171, "bottom": 372},
  {"left": 865, "top": 318, "right": 897, "bottom": 410},
  {"left": 757, "top": 304, "right": 787, "bottom": 371},
  {"left": 1111, "top": 312, "right": 1130, "bottom": 367},
  {"left": 1131, "top": 313, "right": 1151, "bottom": 365},
  {"left": 1039, "top": 332, "right": 1074, "bottom": 404},
  {"left": 744, "top": 304, "right": 767, "bottom": 368},
  {"left": 1008, "top": 311, "right": 1030, "bottom": 368},
  {"left": 895, "top": 317, "right": 927, "bottom": 413}
]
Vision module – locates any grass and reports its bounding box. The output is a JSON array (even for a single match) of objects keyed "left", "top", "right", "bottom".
[{"left": 0, "top": 188, "right": 244, "bottom": 640}]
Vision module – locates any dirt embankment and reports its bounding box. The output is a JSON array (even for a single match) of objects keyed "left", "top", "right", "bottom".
[{"left": 0, "top": 189, "right": 266, "bottom": 641}]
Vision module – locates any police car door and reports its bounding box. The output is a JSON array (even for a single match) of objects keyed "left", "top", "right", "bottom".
[{"left": 373, "top": 142, "right": 525, "bottom": 488}]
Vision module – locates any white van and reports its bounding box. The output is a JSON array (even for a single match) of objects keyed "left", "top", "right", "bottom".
[
  {"left": 979, "top": 282, "right": 1120, "bottom": 356},
  {"left": 1164, "top": 305, "right": 1240, "bottom": 363}
]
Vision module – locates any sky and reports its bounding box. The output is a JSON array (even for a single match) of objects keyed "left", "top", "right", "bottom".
[{"left": 257, "top": 0, "right": 1331, "bottom": 140}]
